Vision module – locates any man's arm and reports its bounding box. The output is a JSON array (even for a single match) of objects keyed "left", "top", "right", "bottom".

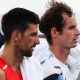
[{"left": 0, "top": 69, "right": 5, "bottom": 80}]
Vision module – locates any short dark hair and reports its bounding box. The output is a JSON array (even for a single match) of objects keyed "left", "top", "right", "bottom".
[
  {"left": 1, "top": 7, "right": 40, "bottom": 43},
  {"left": 39, "top": 1, "right": 73, "bottom": 44}
]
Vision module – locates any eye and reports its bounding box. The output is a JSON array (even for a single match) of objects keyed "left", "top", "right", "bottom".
[
  {"left": 31, "top": 32, "right": 38, "bottom": 37},
  {"left": 69, "top": 25, "right": 76, "bottom": 30}
]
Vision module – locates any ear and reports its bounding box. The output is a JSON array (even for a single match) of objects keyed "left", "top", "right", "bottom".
[
  {"left": 51, "top": 27, "right": 59, "bottom": 38},
  {"left": 11, "top": 30, "right": 21, "bottom": 42}
]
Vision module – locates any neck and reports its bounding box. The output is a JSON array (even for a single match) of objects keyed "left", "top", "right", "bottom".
[
  {"left": 0, "top": 44, "right": 23, "bottom": 72},
  {"left": 49, "top": 45, "right": 70, "bottom": 64}
]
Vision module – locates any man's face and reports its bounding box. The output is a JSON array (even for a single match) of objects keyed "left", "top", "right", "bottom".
[
  {"left": 16, "top": 23, "right": 40, "bottom": 57},
  {"left": 57, "top": 14, "right": 80, "bottom": 49}
]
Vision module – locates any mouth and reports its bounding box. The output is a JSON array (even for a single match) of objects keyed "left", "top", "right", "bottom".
[
  {"left": 31, "top": 45, "right": 36, "bottom": 52},
  {"left": 73, "top": 38, "right": 77, "bottom": 43}
]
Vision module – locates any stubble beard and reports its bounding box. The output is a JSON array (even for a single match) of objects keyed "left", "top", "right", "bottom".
[{"left": 20, "top": 49, "right": 33, "bottom": 57}]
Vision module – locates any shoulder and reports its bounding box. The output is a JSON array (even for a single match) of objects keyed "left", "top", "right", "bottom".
[
  {"left": 0, "top": 69, "right": 5, "bottom": 80},
  {"left": 23, "top": 56, "right": 43, "bottom": 80},
  {"left": 42, "top": 62, "right": 63, "bottom": 80},
  {"left": 30, "top": 56, "right": 42, "bottom": 70},
  {"left": 41, "top": 55, "right": 63, "bottom": 79}
]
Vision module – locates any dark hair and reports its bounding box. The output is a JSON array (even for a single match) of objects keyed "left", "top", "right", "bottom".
[
  {"left": 39, "top": 1, "right": 73, "bottom": 44},
  {"left": 1, "top": 7, "right": 40, "bottom": 43}
]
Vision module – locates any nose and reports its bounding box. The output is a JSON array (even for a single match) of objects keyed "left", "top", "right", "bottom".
[
  {"left": 76, "top": 28, "right": 80, "bottom": 36},
  {"left": 33, "top": 36, "right": 40, "bottom": 45},
  {"left": 36, "top": 37, "right": 40, "bottom": 44}
]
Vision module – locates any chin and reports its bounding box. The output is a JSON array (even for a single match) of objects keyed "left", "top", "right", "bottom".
[
  {"left": 27, "top": 54, "right": 32, "bottom": 57},
  {"left": 71, "top": 44, "right": 77, "bottom": 48},
  {"left": 25, "top": 52, "right": 33, "bottom": 57},
  {"left": 22, "top": 50, "right": 33, "bottom": 57}
]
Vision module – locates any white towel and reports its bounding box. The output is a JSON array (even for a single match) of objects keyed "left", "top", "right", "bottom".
[
  {"left": 20, "top": 56, "right": 43, "bottom": 80},
  {"left": 0, "top": 45, "right": 43, "bottom": 80}
]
